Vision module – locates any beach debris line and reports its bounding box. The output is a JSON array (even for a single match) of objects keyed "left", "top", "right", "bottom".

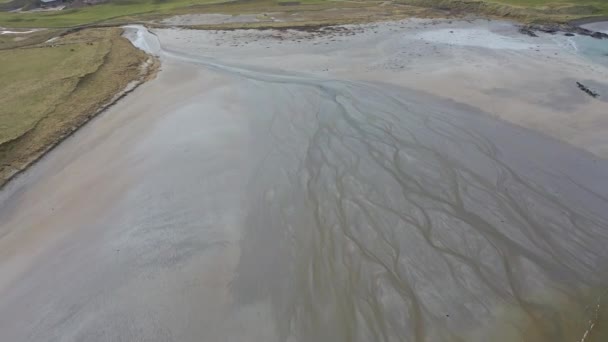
[{"left": 577, "top": 82, "right": 599, "bottom": 98}]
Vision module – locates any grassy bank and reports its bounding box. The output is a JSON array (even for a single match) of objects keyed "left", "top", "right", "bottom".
[
  {"left": 397, "top": 0, "right": 608, "bottom": 22},
  {"left": 0, "top": 0, "right": 222, "bottom": 28},
  {"left": 0, "top": 0, "right": 327, "bottom": 28},
  {"left": 0, "top": 27, "right": 156, "bottom": 187},
  {"left": 1, "top": 0, "right": 607, "bottom": 28}
]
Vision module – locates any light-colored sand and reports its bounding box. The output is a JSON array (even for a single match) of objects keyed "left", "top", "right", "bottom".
[
  {"left": 582, "top": 21, "right": 608, "bottom": 34},
  {"left": 154, "top": 19, "right": 608, "bottom": 158},
  {"left": 161, "top": 13, "right": 270, "bottom": 26}
]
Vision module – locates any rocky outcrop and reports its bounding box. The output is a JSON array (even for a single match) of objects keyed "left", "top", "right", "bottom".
[
  {"left": 519, "top": 23, "right": 608, "bottom": 39},
  {"left": 577, "top": 82, "right": 599, "bottom": 98}
]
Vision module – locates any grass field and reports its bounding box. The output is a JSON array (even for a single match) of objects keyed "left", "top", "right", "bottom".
[
  {"left": 399, "top": 0, "right": 608, "bottom": 20},
  {"left": 0, "top": 0, "right": 221, "bottom": 27},
  {"left": 0, "top": 34, "right": 109, "bottom": 144},
  {"left": 0, "top": 0, "right": 331, "bottom": 28},
  {"left": 0, "top": 0, "right": 607, "bottom": 28},
  {"left": 490, "top": 0, "right": 608, "bottom": 15},
  {"left": 0, "top": 28, "right": 154, "bottom": 187}
]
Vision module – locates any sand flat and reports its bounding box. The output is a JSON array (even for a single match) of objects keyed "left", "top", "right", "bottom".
[
  {"left": 0, "top": 20, "right": 607, "bottom": 342},
  {"left": 153, "top": 19, "right": 608, "bottom": 157}
]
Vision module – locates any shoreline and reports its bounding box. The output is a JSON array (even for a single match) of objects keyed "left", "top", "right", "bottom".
[
  {"left": 2, "top": 15, "right": 607, "bottom": 190},
  {"left": 0, "top": 58, "right": 159, "bottom": 190},
  {"left": 2, "top": 0, "right": 608, "bottom": 31},
  {"left": 145, "top": 18, "right": 608, "bottom": 158},
  {"left": 2, "top": 16, "right": 607, "bottom": 190},
  {"left": 569, "top": 16, "right": 608, "bottom": 26},
  {"left": 0, "top": 29, "right": 159, "bottom": 189},
  {"left": 0, "top": 57, "right": 159, "bottom": 191},
  {"left": 150, "top": 14, "right": 608, "bottom": 35},
  {"left": 1, "top": 20, "right": 607, "bottom": 342}
]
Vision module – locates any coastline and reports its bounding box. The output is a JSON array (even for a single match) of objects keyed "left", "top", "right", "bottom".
[
  {"left": 147, "top": 18, "right": 608, "bottom": 158},
  {"left": 0, "top": 28, "right": 159, "bottom": 189},
  {"left": 2, "top": 15, "right": 606, "bottom": 189},
  {"left": 2, "top": 13, "right": 606, "bottom": 189},
  {"left": 1, "top": 20, "right": 607, "bottom": 342},
  {"left": 569, "top": 16, "right": 608, "bottom": 26},
  {"left": 0, "top": 57, "right": 159, "bottom": 190}
]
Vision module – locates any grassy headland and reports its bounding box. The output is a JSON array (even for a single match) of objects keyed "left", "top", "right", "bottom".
[{"left": 0, "top": 27, "right": 157, "bottom": 187}]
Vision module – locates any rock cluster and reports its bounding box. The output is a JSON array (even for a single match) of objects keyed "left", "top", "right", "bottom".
[
  {"left": 519, "top": 23, "right": 608, "bottom": 39},
  {"left": 576, "top": 82, "right": 599, "bottom": 98}
]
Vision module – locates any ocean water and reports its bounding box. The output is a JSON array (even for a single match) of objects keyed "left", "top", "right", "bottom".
[
  {"left": 573, "top": 35, "right": 608, "bottom": 66},
  {"left": 576, "top": 22, "right": 608, "bottom": 66}
]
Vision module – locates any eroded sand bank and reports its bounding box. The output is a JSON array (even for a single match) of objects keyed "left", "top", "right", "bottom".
[{"left": 0, "top": 20, "right": 607, "bottom": 342}]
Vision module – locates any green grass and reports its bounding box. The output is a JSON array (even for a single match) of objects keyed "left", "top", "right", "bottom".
[
  {"left": 489, "top": 0, "right": 608, "bottom": 15},
  {"left": 1, "top": 0, "right": 357, "bottom": 28},
  {"left": 399, "top": 0, "right": 608, "bottom": 21},
  {"left": 491, "top": 0, "right": 601, "bottom": 5},
  {"left": 2, "top": 0, "right": 604, "bottom": 28},
  {"left": 0, "top": 36, "right": 109, "bottom": 144},
  {"left": 0, "top": 0, "right": 606, "bottom": 28},
  {"left": 0, "top": 28, "right": 152, "bottom": 186},
  {"left": 0, "top": 0, "right": 226, "bottom": 27}
]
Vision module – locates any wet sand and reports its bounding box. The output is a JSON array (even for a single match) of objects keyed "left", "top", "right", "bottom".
[
  {"left": 1, "top": 20, "right": 608, "bottom": 342},
  {"left": 581, "top": 21, "right": 608, "bottom": 34},
  {"left": 154, "top": 19, "right": 608, "bottom": 158}
]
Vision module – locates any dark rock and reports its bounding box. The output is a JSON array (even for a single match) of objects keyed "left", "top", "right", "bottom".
[
  {"left": 519, "top": 27, "right": 538, "bottom": 37},
  {"left": 591, "top": 31, "right": 608, "bottom": 39},
  {"left": 577, "top": 82, "right": 599, "bottom": 98},
  {"left": 564, "top": 33, "right": 575, "bottom": 37},
  {"left": 520, "top": 23, "right": 608, "bottom": 40}
]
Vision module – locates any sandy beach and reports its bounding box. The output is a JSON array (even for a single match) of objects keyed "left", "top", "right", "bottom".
[
  {"left": 0, "top": 19, "right": 607, "bottom": 342},
  {"left": 153, "top": 19, "right": 608, "bottom": 157}
]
